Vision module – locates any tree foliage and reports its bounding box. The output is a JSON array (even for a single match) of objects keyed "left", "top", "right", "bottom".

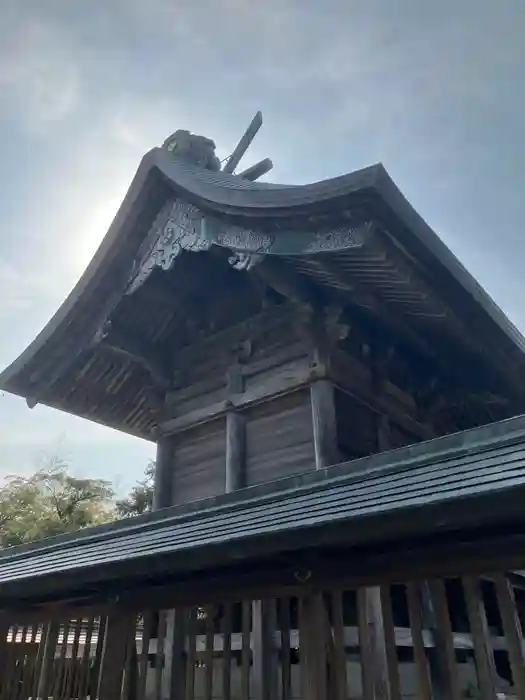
[
  {"left": 0, "top": 458, "right": 115, "bottom": 547},
  {"left": 115, "top": 461, "right": 154, "bottom": 518},
  {"left": 0, "top": 457, "right": 155, "bottom": 548}
]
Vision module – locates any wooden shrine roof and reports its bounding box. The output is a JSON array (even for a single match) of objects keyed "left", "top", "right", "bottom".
[
  {"left": 2, "top": 413, "right": 525, "bottom": 608},
  {"left": 0, "top": 147, "right": 524, "bottom": 436}
]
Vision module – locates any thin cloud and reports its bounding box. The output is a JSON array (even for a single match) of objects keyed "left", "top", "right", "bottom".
[{"left": 0, "top": 18, "right": 80, "bottom": 129}]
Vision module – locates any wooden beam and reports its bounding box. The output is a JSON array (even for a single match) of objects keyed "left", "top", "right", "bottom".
[
  {"left": 95, "top": 322, "right": 170, "bottom": 390},
  {"left": 253, "top": 257, "right": 317, "bottom": 308},
  {"left": 223, "top": 111, "right": 263, "bottom": 173},
  {"left": 319, "top": 257, "right": 451, "bottom": 380},
  {"left": 161, "top": 356, "right": 311, "bottom": 435},
  {"left": 331, "top": 350, "right": 434, "bottom": 442},
  {"left": 238, "top": 158, "right": 273, "bottom": 181}
]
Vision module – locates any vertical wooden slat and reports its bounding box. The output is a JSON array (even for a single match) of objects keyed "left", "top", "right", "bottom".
[
  {"left": 185, "top": 608, "right": 197, "bottom": 700},
  {"left": 64, "top": 618, "right": 83, "bottom": 700},
  {"left": 91, "top": 615, "right": 107, "bottom": 697},
  {"left": 28, "top": 623, "right": 45, "bottom": 700},
  {"left": 36, "top": 621, "right": 60, "bottom": 700},
  {"left": 164, "top": 609, "right": 187, "bottom": 700},
  {"left": 299, "top": 593, "right": 328, "bottom": 700},
  {"left": 357, "top": 588, "right": 375, "bottom": 700},
  {"left": 1, "top": 623, "right": 19, "bottom": 700},
  {"left": 20, "top": 623, "right": 39, "bottom": 700},
  {"left": 406, "top": 583, "right": 433, "bottom": 700},
  {"left": 203, "top": 606, "right": 215, "bottom": 700},
  {"left": 222, "top": 603, "right": 233, "bottom": 700},
  {"left": 0, "top": 614, "right": 8, "bottom": 675},
  {"left": 97, "top": 612, "right": 135, "bottom": 700},
  {"left": 380, "top": 586, "right": 402, "bottom": 700},
  {"left": 154, "top": 611, "right": 167, "bottom": 700},
  {"left": 494, "top": 574, "right": 525, "bottom": 696},
  {"left": 78, "top": 616, "right": 95, "bottom": 700},
  {"left": 252, "top": 599, "right": 277, "bottom": 700},
  {"left": 241, "top": 600, "right": 251, "bottom": 700},
  {"left": 462, "top": 576, "right": 498, "bottom": 700},
  {"left": 137, "top": 612, "right": 152, "bottom": 700},
  {"left": 17, "top": 625, "right": 29, "bottom": 700},
  {"left": 366, "top": 587, "right": 392, "bottom": 700},
  {"left": 331, "top": 590, "right": 348, "bottom": 700},
  {"left": 422, "top": 580, "right": 462, "bottom": 700},
  {"left": 55, "top": 620, "right": 71, "bottom": 700},
  {"left": 279, "top": 597, "right": 292, "bottom": 700},
  {"left": 122, "top": 616, "right": 138, "bottom": 700}
]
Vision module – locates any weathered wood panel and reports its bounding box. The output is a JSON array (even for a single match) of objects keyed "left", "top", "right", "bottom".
[
  {"left": 166, "top": 304, "right": 305, "bottom": 419},
  {"left": 171, "top": 419, "right": 227, "bottom": 505},
  {"left": 245, "top": 390, "right": 315, "bottom": 486}
]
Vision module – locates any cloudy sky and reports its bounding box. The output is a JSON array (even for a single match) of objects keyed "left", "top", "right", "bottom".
[{"left": 0, "top": 0, "right": 523, "bottom": 492}]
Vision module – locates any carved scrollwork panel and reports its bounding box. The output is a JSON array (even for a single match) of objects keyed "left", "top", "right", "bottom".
[{"left": 126, "top": 196, "right": 375, "bottom": 295}]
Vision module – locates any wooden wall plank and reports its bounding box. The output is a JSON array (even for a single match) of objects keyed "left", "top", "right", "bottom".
[
  {"left": 171, "top": 419, "right": 226, "bottom": 505},
  {"left": 245, "top": 390, "right": 315, "bottom": 486}
]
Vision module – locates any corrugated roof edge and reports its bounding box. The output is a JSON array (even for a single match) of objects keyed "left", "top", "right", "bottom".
[{"left": 2, "top": 412, "right": 525, "bottom": 565}]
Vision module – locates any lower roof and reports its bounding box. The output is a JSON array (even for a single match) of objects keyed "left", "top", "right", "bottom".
[{"left": 2, "top": 414, "right": 525, "bottom": 606}]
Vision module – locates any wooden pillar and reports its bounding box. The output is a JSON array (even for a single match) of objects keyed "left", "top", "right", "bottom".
[
  {"left": 153, "top": 435, "right": 174, "bottom": 511},
  {"left": 226, "top": 360, "right": 246, "bottom": 492},
  {"left": 151, "top": 436, "right": 175, "bottom": 697},
  {"left": 310, "top": 379, "right": 339, "bottom": 469},
  {"left": 226, "top": 410, "right": 246, "bottom": 492}
]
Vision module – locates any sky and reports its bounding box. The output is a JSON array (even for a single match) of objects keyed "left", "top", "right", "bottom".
[{"left": 0, "top": 0, "right": 524, "bottom": 493}]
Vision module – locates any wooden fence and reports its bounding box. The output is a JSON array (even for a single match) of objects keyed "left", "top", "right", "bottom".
[{"left": 0, "top": 573, "right": 523, "bottom": 699}]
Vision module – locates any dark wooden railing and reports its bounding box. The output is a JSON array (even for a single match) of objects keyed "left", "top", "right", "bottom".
[{"left": 1, "top": 572, "right": 523, "bottom": 699}]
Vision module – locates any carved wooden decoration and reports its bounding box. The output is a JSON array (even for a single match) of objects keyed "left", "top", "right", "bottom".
[{"left": 126, "top": 198, "right": 373, "bottom": 295}]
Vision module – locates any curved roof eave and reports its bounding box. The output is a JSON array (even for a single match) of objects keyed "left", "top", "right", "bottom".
[{"left": 1, "top": 147, "right": 524, "bottom": 402}]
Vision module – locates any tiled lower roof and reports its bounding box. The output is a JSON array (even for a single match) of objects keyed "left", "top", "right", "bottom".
[{"left": 2, "top": 414, "right": 525, "bottom": 599}]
